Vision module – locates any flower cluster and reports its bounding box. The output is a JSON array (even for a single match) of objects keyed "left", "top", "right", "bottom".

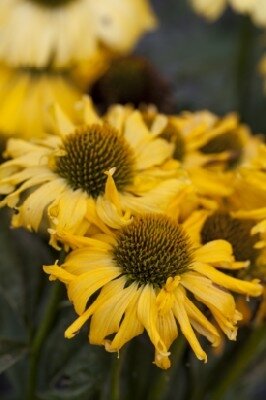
[
  {"left": 0, "top": 97, "right": 264, "bottom": 369},
  {"left": 0, "top": 0, "right": 156, "bottom": 140}
]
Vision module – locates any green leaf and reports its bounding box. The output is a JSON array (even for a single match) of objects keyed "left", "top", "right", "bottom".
[
  {"left": 0, "top": 208, "right": 56, "bottom": 335},
  {"left": 0, "top": 338, "right": 28, "bottom": 374},
  {"left": 37, "top": 307, "right": 111, "bottom": 400}
]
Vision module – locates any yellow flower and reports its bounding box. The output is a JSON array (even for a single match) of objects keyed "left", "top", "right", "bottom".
[
  {"left": 227, "top": 145, "right": 266, "bottom": 238},
  {"left": 44, "top": 212, "right": 262, "bottom": 369},
  {"left": 0, "top": 0, "right": 157, "bottom": 68},
  {"left": 191, "top": 0, "right": 266, "bottom": 27},
  {"left": 0, "top": 97, "right": 188, "bottom": 248},
  {"left": 137, "top": 107, "right": 259, "bottom": 215},
  {"left": 0, "top": 65, "right": 81, "bottom": 139}
]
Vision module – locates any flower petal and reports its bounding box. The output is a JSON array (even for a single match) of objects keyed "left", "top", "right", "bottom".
[
  {"left": 173, "top": 287, "right": 207, "bottom": 362},
  {"left": 137, "top": 285, "right": 169, "bottom": 358},
  {"left": 194, "top": 240, "right": 234, "bottom": 265},
  {"left": 68, "top": 266, "right": 121, "bottom": 315},
  {"left": 192, "top": 262, "right": 262, "bottom": 297},
  {"left": 90, "top": 282, "right": 138, "bottom": 346}
]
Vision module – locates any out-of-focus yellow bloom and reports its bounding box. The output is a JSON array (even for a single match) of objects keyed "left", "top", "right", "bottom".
[
  {"left": 44, "top": 211, "right": 262, "bottom": 369},
  {"left": 139, "top": 107, "right": 263, "bottom": 217},
  {"left": 0, "top": 97, "right": 189, "bottom": 248},
  {"left": 230, "top": 145, "right": 266, "bottom": 243},
  {"left": 190, "top": 0, "right": 266, "bottom": 27},
  {"left": 0, "top": 65, "right": 81, "bottom": 139},
  {"left": 0, "top": 0, "right": 157, "bottom": 68}
]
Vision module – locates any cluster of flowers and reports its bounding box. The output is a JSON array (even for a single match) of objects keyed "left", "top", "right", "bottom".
[
  {"left": 0, "top": 0, "right": 156, "bottom": 138},
  {"left": 0, "top": 96, "right": 265, "bottom": 369}
]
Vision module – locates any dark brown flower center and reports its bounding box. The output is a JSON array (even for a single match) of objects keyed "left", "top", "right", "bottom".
[
  {"left": 29, "top": 0, "right": 74, "bottom": 8},
  {"left": 113, "top": 214, "right": 193, "bottom": 287},
  {"left": 200, "top": 132, "right": 243, "bottom": 168},
  {"left": 55, "top": 124, "right": 135, "bottom": 198},
  {"left": 201, "top": 212, "right": 259, "bottom": 264}
]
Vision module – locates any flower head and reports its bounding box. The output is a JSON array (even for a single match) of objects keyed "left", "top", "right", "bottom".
[
  {"left": 0, "top": 97, "right": 188, "bottom": 248},
  {"left": 0, "top": 0, "right": 157, "bottom": 68},
  {"left": 44, "top": 211, "right": 262, "bottom": 369}
]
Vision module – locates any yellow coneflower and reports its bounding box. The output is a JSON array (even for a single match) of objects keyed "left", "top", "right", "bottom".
[
  {"left": 136, "top": 107, "right": 257, "bottom": 215},
  {"left": 0, "top": 65, "right": 81, "bottom": 139},
  {"left": 190, "top": 0, "right": 266, "bottom": 27},
  {"left": 0, "top": 0, "right": 157, "bottom": 68},
  {"left": 44, "top": 211, "right": 262, "bottom": 369},
  {"left": 229, "top": 145, "right": 266, "bottom": 246},
  {"left": 0, "top": 97, "right": 189, "bottom": 248}
]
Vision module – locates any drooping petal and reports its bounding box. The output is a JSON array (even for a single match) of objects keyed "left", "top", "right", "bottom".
[
  {"left": 181, "top": 271, "right": 236, "bottom": 317},
  {"left": 12, "top": 179, "right": 67, "bottom": 231},
  {"left": 105, "top": 285, "right": 144, "bottom": 351},
  {"left": 192, "top": 262, "right": 262, "bottom": 297},
  {"left": 68, "top": 266, "right": 121, "bottom": 315},
  {"left": 155, "top": 310, "right": 178, "bottom": 369},
  {"left": 65, "top": 277, "right": 126, "bottom": 339},
  {"left": 173, "top": 287, "right": 207, "bottom": 362},
  {"left": 183, "top": 290, "right": 220, "bottom": 347},
  {"left": 89, "top": 282, "right": 138, "bottom": 345},
  {"left": 137, "top": 285, "right": 169, "bottom": 358}
]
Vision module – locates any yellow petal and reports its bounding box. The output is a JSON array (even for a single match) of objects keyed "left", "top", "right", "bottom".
[
  {"left": 137, "top": 285, "right": 169, "bottom": 358},
  {"left": 43, "top": 265, "right": 74, "bottom": 283},
  {"left": 181, "top": 271, "right": 236, "bottom": 317},
  {"left": 12, "top": 179, "right": 66, "bottom": 231},
  {"left": 183, "top": 290, "right": 220, "bottom": 347},
  {"left": 135, "top": 138, "right": 173, "bottom": 170},
  {"left": 79, "top": 95, "right": 101, "bottom": 125},
  {"left": 182, "top": 210, "right": 209, "bottom": 245},
  {"left": 65, "top": 277, "right": 126, "bottom": 339},
  {"left": 63, "top": 247, "right": 114, "bottom": 276},
  {"left": 106, "top": 285, "right": 144, "bottom": 351},
  {"left": 208, "top": 304, "right": 239, "bottom": 340},
  {"left": 194, "top": 240, "right": 234, "bottom": 265},
  {"left": 90, "top": 282, "right": 138, "bottom": 345},
  {"left": 124, "top": 111, "right": 151, "bottom": 150},
  {"left": 51, "top": 103, "right": 75, "bottom": 135},
  {"left": 192, "top": 263, "right": 262, "bottom": 297},
  {"left": 68, "top": 266, "right": 121, "bottom": 315},
  {"left": 173, "top": 287, "right": 207, "bottom": 362}
]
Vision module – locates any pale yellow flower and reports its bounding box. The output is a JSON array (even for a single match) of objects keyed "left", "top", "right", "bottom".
[
  {"left": 0, "top": 97, "right": 188, "bottom": 248},
  {"left": 44, "top": 211, "right": 262, "bottom": 369},
  {"left": 0, "top": 0, "right": 157, "bottom": 68}
]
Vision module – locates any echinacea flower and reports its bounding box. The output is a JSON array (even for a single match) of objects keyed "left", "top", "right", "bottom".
[
  {"left": 44, "top": 212, "right": 262, "bottom": 369},
  {"left": 0, "top": 0, "right": 157, "bottom": 68},
  {"left": 0, "top": 97, "right": 188, "bottom": 248},
  {"left": 190, "top": 0, "right": 266, "bottom": 27},
  {"left": 228, "top": 145, "right": 266, "bottom": 246},
  {"left": 0, "top": 65, "right": 81, "bottom": 139},
  {"left": 136, "top": 108, "right": 240, "bottom": 213}
]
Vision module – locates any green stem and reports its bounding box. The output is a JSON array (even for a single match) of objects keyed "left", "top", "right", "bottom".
[
  {"left": 147, "top": 337, "right": 186, "bottom": 400},
  {"left": 210, "top": 325, "right": 266, "bottom": 400},
  {"left": 236, "top": 16, "right": 255, "bottom": 120},
  {"left": 110, "top": 354, "right": 122, "bottom": 400},
  {"left": 26, "top": 251, "right": 65, "bottom": 399}
]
